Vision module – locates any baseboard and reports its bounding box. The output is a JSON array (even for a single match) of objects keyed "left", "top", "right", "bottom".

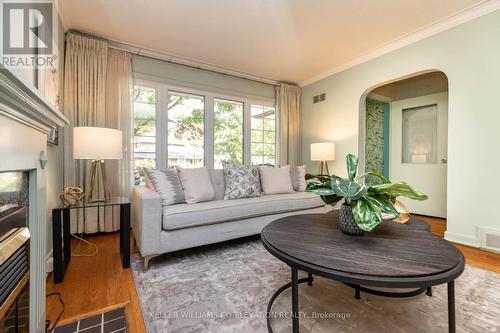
[
  {"left": 46, "top": 250, "right": 53, "bottom": 275},
  {"left": 444, "top": 231, "right": 480, "bottom": 248}
]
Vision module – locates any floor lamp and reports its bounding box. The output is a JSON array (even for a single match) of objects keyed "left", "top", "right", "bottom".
[
  {"left": 311, "top": 142, "right": 335, "bottom": 175},
  {"left": 73, "top": 127, "right": 123, "bottom": 203}
]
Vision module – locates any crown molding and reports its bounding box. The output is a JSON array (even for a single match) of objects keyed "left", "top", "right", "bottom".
[{"left": 299, "top": 0, "right": 500, "bottom": 87}]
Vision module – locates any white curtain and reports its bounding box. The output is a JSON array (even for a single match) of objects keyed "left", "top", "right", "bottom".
[
  {"left": 277, "top": 83, "right": 301, "bottom": 166},
  {"left": 63, "top": 33, "right": 133, "bottom": 233},
  {"left": 105, "top": 49, "right": 133, "bottom": 202}
]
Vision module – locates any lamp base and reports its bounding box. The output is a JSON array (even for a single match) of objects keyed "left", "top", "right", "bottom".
[
  {"left": 88, "top": 159, "right": 110, "bottom": 203},
  {"left": 318, "top": 161, "right": 330, "bottom": 175}
]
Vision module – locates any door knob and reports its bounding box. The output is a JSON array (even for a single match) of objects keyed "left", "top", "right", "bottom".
[{"left": 441, "top": 158, "right": 447, "bottom": 164}]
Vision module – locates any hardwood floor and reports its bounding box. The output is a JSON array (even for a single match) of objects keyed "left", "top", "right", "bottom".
[
  {"left": 46, "top": 217, "right": 500, "bottom": 332},
  {"left": 46, "top": 233, "right": 146, "bottom": 333},
  {"left": 414, "top": 215, "right": 500, "bottom": 273}
]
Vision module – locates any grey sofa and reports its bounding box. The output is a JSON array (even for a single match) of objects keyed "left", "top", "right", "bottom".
[{"left": 132, "top": 170, "right": 331, "bottom": 269}]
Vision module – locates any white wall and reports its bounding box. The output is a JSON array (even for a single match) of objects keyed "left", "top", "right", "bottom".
[{"left": 301, "top": 9, "right": 500, "bottom": 247}]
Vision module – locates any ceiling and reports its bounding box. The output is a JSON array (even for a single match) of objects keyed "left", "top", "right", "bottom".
[
  {"left": 370, "top": 71, "right": 448, "bottom": 101},
  {"left": 59, "top": 0, "right": 490, "bottom": 85}
]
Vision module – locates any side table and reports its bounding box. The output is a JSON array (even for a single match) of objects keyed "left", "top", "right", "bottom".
[{"left": 52, "top": 197, "right": 130, "bottom": 283}]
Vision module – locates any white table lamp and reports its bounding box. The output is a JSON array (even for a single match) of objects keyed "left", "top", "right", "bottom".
[
  {"left": 311, "top": 142, "right": 335, "bottom": 175},
  {"left": 73, "top": 127, "right": 123, "bottom": 203}
]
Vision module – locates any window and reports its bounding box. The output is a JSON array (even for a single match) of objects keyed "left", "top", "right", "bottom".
[
  {"left": 168, "top": 91, "right": 204, "bottom": 168},
  {"left": 402, "top": 104, "right": 438, "bottom": 164},
  {"left": 214, "top": 98, "right": 243, "bottom": 169},
  {"left": 251, "top": 105, "right": 276, "bottom": 166},
  {"left": 132, "top": 81, "right": 277, "bottom": 176},
  {"left": 133, "top": 85, "right": 156, "bottom": 184}
]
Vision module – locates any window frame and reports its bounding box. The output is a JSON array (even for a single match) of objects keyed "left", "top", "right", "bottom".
[
  {"left": 250, "top": 104, "right": 278, "bottom": 166},
  {"left": 133, "top": 78, "right": 277, "bottom": 170}
]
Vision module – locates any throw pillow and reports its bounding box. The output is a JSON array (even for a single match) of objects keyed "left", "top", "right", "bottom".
[
  {"left": 177, "top": 166, "right": 215, "bottom": 204},
  {"left": 258, "top": 165, "right": 294, "bottom": 195},
  {"left": 222, "top": 162, "right": 261, "bottom": 200},
  {"left": 291, "top": 165, "right": 307, "bottom": 192},
  {"left": 143, "top": 168, "right": 185, "bottom": 206}
]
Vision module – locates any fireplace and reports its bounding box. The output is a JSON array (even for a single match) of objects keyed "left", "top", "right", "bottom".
[
  {"left": 0, "top": 64, "right": 69, "bottom": 332},
  {"left": 0, "top": 172, "right": 31, "bottom": 333}
]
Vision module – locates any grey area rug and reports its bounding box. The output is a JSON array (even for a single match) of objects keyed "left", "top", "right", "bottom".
[{"left": 131, "top": 236, "right": 500, "bottom": 333}]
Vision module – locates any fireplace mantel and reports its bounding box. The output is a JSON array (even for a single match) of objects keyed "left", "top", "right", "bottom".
[
  {"left": 0, "top": 65, "right": 68, "bottom": 333},
  {"left": 0, "top": 64, "right": 68, "bottom": 133}
]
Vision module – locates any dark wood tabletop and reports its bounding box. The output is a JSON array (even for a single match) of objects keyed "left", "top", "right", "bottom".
[{"left": 261, "top": 211, "right": 465, "bottom": 288}]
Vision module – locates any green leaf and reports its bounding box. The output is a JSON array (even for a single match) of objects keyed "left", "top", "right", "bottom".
[
  {"left": 332, "top": 178, "right": 367, "bottom": 200},
  {"left": 320, "top": 195, "right": 343, "bottom": 206},
  {"left": 352, "top": 197, "right": 383, "bottom": 232},
  {"left": 346, "top": 154, "right": 358, "bottom": 181},
  {"left": 367, "top": 195, "right": 399, "bottom": 217},
  {"left": 355, "top": 171, "right": 390, "bottom": 183},
  {"left": 369, "top": 182, "right": 428, "bottom": 201},
  {"left": 306, "top": 179, "right": 332, "bottom": 192}
]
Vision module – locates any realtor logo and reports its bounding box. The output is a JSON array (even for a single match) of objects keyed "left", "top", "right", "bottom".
[{"left": 2, "top": 1, "right": 52, "bottom": 54}]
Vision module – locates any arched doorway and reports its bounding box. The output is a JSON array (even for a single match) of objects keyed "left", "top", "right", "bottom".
[{"left": 359, "top": 71, "right": 449, "bottom": 218}]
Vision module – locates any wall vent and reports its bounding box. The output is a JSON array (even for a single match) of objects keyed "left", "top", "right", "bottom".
[
  {"left": 313, "top": 93, "right": 326, "bottom": 104},
  {"left": 478, "top": 226, "right": 500, "bottom": 253}
]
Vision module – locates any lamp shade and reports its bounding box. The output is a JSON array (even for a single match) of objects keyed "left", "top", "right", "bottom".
[
  {"left": 310, "top": 142, "right": 335, "bottom": 161},
  {"left": 73, "top": 127, "right": 123, "bottom": 160}
]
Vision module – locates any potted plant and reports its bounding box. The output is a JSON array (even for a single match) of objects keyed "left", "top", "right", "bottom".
[{"left": 306, "top": 154, "right": 428, "bottom": 235}]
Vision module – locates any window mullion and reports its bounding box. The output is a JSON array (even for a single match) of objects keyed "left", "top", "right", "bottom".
[
  {"left": 243, "top": 101, "right": 251, "bottom": 165},
  {"left": 157, "top": 86, "right": 168, "bottom": 170},
  {"left": 205, "top": 94, "right": 215, "bottom": 169}
]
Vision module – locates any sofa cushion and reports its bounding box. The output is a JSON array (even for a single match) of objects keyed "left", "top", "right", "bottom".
[
  {"left": 223, "top": 162, "right": 261, "bottom": 200},
  {"left": 162, "top": 192, "right": 325, "bottom": 230},
  {"left": 177, "top": 167, "right": 215, "bottom": 204},
  {"left": 290, "top": 165, "right": 307, "bottom": 192},
  {"left": 143, "top": 168, "right": 185, "bottom": 205},
  {"left": 259, "top": 165, "right": 294, "bottom": 194}
]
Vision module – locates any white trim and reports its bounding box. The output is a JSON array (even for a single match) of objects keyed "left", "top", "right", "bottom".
[
  {"left": 0, "top": 64, "right": 69, "bottom": 133},
  {"left": 299, "top": 0, "right": 500, "bottom": 87},
  {"left": 444, "top": 231, "right": 480, "bottom": 248},
  {"left": 46, "top": 250, "right": 53, "bottom": 275}
]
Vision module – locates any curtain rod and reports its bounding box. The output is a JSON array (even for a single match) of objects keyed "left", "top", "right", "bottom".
[{"left": 66, "top": 29, "right": 281, "bottom": 87}]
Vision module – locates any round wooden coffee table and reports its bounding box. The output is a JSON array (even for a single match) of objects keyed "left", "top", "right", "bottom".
[{"left": 261, "top": 211, "right": 465, "bottom": 333}]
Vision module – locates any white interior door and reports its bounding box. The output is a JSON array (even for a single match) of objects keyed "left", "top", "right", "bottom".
[{"left": 390, "top": 92, "right": 448, "bottom": 217}]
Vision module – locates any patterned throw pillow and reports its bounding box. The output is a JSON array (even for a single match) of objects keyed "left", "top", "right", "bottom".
[
  {"left": 291, "top": 165, "right": 307, "bottom": 192},
  {"left": 222, "top": 162, "right": 261, "bottom": 200},
  {"left": 144, "top": 168, "right": 185, "bottom": 206}
]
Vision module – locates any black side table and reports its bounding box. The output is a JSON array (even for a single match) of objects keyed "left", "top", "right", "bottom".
[{"left": 52, "top": 197, "right": 131, "bottom": 283}]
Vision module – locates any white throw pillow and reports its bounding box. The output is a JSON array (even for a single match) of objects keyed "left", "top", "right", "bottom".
[
  {"left": 177, "top": 166, "right": 215, "bottom": 204},
  {"left": 291, "top": 165, "right": 307, "bottom": 192},
  {"left": 259, "top": 165, "right": 294, "bottom": 195},
  {"left": 144, "top": 168, "right": 185, "bottom": 206}
]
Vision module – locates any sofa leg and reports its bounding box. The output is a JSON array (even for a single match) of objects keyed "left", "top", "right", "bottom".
[{"left": 144, "top": 256, "right": 153, "bottom": 271}]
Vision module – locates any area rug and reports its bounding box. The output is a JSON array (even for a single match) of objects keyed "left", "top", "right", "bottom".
[{"left": 131, "top": 236, "right": 499, "bottom": 333}]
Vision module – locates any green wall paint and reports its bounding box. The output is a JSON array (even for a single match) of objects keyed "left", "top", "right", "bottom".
[
  {"left": 300, "top": 9, "right": 500, "bottom": 245},
  {"left": 132, "top": 55, "right": 275, "bottom": 102}
]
